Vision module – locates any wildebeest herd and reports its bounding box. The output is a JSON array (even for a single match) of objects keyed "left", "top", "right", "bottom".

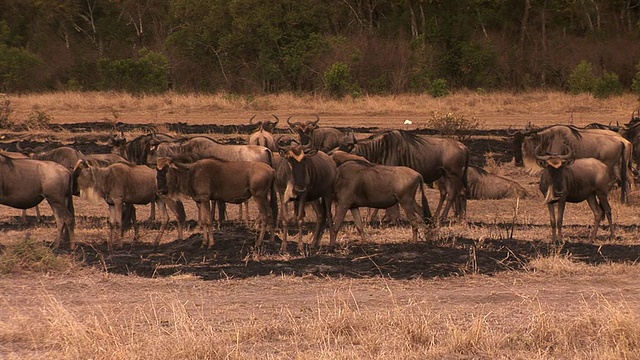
[{"left": 3, "top": 112, "right": 640, "bottom": 254}]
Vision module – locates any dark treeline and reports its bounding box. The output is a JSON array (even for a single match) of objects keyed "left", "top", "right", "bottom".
[{"left": 1, "top": 0, "right": 639, "bottom": 95}]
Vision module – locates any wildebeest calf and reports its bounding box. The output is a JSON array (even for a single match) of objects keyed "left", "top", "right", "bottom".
[
  {"left": 74, "top": 161, "right": 185, "bottom": 250},
  {"left": 155, "top": 156, "right": 277, "bottom": 249},
  {"left": 333, "top": 161, "right": 431, "bottom": 243},
  {"left": 537, "top": 149, "right": 615, "bottom": 243}
]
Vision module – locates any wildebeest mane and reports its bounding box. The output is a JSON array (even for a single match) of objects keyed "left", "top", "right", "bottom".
[{"left": 355, "top": 130, "right": 432, "bottom": 166}]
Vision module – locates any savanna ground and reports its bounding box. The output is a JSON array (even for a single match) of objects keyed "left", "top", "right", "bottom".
[{"left": 2, "top": 91, "right": 640, "bottom": 359}]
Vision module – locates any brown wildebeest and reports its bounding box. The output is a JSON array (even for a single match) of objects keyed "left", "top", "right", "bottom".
[
  {"left": 278, "top": 144, "right": 337, "bottom": 253},
  {"left": 155, "top": 156, "right": 277, "bottom": 249},
  {"left": 287, "top": 115, "right": 350, "bottom": 152},
  {"left": 74, "top": 161, "right": 185, "bottom": 251},
  {"left": 0, "top": 149, "right": 42, "bottom": 222},
  {"left": 248, "top": 114, "right": 279, "bottom": 152},
  {"left": 512, "top": 124, "right": 631, "bottom": 203},
  {"left": 333, "top": 161, "right": 431, "bottom": 243},
  {"left": 0, "top": 154, "right": 75, "bottom": 248},
  {"left": 454, "top": 166, "right": 528, "bottom": 200},
  {"left": 340, "top": 130, "right": 468, "bottom": 223},
  {"left": 536, "top": 147, "right": 615, "bottom": 243}
]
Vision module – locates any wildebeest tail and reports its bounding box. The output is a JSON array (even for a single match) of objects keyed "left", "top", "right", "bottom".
[
  {"left": 419, "top": 176, "right": 432, "bottom": 222},
  {"left": 620, "top": 141, "right": 629, "bottom": 204},
  {"left": 175, "top": 200, "right": 186, "bottom": 227},
  {"left": 122, "top": 203, "right": 136, "bottom": 231},
  {"left": 269, "top": 177, "right": 278, "bottom": 228}
]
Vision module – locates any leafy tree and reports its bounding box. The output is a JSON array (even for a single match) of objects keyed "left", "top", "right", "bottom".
[
  {"left": 567, "top": 60, "right": 596, "bottom": 94},
  {"left": 0, "top": 44, "right": 44, "bottom": 91},
  {"left": 98, "top": 48, "right": 169, "bottom": 93}
]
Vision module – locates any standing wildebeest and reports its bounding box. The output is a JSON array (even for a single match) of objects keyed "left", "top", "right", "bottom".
[
  {"left": 278, "top": 144, "right": 338, "bottom": 253},
  {"left": 74, "top": 161, "right": 185, "bottom": 251},
  {"left": 0, "top": 149, "right": 42, "bottom": 222},
  {"left": 340, "top": 130, "right": 469, "bottom": 223},
  {"left": 462, "top": 166, "right": 529, "bottom": 200},
  {"left": 248, "top": 114, "right": 279, "bottom": 152},
  {"left": 0, "top": 154, "right": 75, "bottom": 248},
  {"left": 333, "top": 161, "right": 430, "bottom": 243},
  {"left": 512, "top": 124, "right": 632, "bottom": 203},
  {"left": 155, "top": 156, "right": 277, "bottom": 249},
  {"left": 108, "top": 128, "right": 176, "bottom": 165},
  {"left": 287, "top": 115, "right": 350, "bottom": 152},
  {"left": 536, "top": 147, "right": 615, "bottom": 243},
  {"left": 147, "top": 134, "right": 273, "bottom": 223}
]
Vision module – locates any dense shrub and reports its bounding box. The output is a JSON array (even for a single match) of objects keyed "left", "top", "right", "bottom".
[
  {"left": 594, "top": 71, "right": 623, "bottom": 99},
  {"left": 567, "top": 60, "right": 596, "bottom": 94},
  {"left": 323, "top": 61, "right": 357, "bottom": 98},
  {"left": 428, "top": 78, "right": 449, "bottom": 97},
  {"left": 632, "top": 62, "right": 640, "bottom": 95},
  {"left": 0, "top": 44, "right": 44, "bottom": 92},
  {"left": 98, "top": 48, "right": 169, "bottom": 94},
  {"left": 426, "top": 111, "right": 483, "bottom": 141}
]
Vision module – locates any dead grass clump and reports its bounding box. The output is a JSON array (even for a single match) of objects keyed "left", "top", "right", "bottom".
[
  {"left": 0, "top": 237, "right": 77, "bottom": 274},
  {"left": 526, "top": 253, "right": 640, "bottom": 277}
]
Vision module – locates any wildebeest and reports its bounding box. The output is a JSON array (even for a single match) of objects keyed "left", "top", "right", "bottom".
[
  {"left": 287, "top": 115, "right": 350, "bottom": 152},
  {"left": 155, "top": 156, "right": 277, "bottom": 249},
  {"left": 512, "top": 124, "right": 632, "bottom": 203},
  {"left": 0, "top": 154, "right": 75, "bottom": 248},
  {"left": 278, "top": 144, "right": 337, "bottom": 253},
  {"left": 462, "top": 166, "right": 529, "bottom": 200},
  {"left": 333, "top": 161, "right": 430, "bottom": 242},
  {"left": 108, "top": 127, "right": 176, "bottom": 165},
  {"left": 340, "top": 130, "right": 469, "bottom": 223},
  {"left": 0, "top": 149, "right": 42, "bottom": 222},
  {"left": 536, "top": 147, "right": 615, "bottom": 243},
  {"left": 74, "top": 161, "right": 186, "bottom": 251},
  {"left": 248, "top": 114, "right": 279, "bottom": 152}
]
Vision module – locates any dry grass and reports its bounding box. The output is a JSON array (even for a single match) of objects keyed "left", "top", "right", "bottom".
[
  {"left": 1, "top": 278, "right": 639, "bottom": 359},
  {"left": 4, "top": 91, "right": 639, "bottom": 127}
]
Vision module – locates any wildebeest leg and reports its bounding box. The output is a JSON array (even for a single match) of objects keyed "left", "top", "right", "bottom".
[
  {"left": 310, "top": 200, "right": 327, "bottom": 250},
  {"left": 350, "top": 208, "right": 367, "bottom": 242},
  {"left": 323, "top": 195, "right": 337, "bottom": 249},
  {"left": 113, "top": 201, "right": 124, "bottom": 249},
  {"left": 198, "top": 200, "right": 215, "bottom": 249},
  {"left": 48, "top": 201, "right": 72, "bottom": 249},
  {"left": 556, "top": 201, "right": 567, "bottom": 244},
  {"left": 154, "top": 199, "right": 169, "bottom": 247},
  {"left": 107, "top": 204, "right": 117, "bottom": 252},
  {"left": 35, "top": 205, "right": 42, "bottom": 222},
  {"left": 598, "top": 193, "right": 614, "bottom": 239},
  {"left": 156, "top": 198, "right": 185, "bottom": 247},
  {"left": 148, "top": 201, "right": 156, "bottom": 221},
  {"left": 547, "top": 203, "right": 557, "bottom": 244},
  {"left": 382, "top": 204, "right": 402, "bottom": 225},
  {"left": 586, "top": 195, "right": 604, "bottom": 242},
  {"left": 295, "top": 200, "right": 308, "bottom": 254},
  {"left": 253, "top": 195, "right": 269, "bottom": 248},
  {"left": 332, "top": 204, "right": 350, "bottom": 242},
  {"left": 399, "top": 199, "right": 423, "bottom": 242}
]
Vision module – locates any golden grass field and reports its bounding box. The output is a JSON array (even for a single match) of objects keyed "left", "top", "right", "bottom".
[{"left": 1, "top": 91, "right": 640, "bottom": 359}]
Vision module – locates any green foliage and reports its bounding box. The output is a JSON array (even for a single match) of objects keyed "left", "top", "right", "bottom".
[
  {"left": 0, "top": 44, "right": 43, "bottom": 92},
  {"left": 568, "top": 60, "right": 596, "bottom": 94},
  {"left": 594, "top": 71, "right": 623, "bottom": 99},
  {"left": 323, "top": 62, "right": 356, "bottom": 98},
  {"left": 0, "top": 96, "right": 14, "bottom": 129},
  {"left": 631, "top": 63, "right": 640, "bottom": 95},
  {"left": 426, "top": 111, "right": 483, "bottom": 141},
  {"left": 98, "top": 48, "right": 169, "bottom": 94},
  {"left": 428, "top": 78, "right": 449, "bottom": 97},
  {"left": 0, "top": 238, "right": 75, "bottom": 274}
]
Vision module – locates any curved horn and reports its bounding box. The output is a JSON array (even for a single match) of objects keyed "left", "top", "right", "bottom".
[
  {"left": 249, "top": 115, "right": 257, "bottom": 125},
  {"left": 15, "top": 140, "right": 23, "bottom": 152},
  {"left": 558, "top": 145, "right": 573, "bottom": 160},
  {"left": 287, "top": 116, "right": 296, "bottom": 127},
  {"left": 271, "top": 114, "right": 280, "bottom": 126},
  {"left": 534, "top": 145, "right": 552, "bottom": 161},
  {"left": 312, "top": 114, "right": 320, "bottom": 125},
  {"left": 150, "top": 127, "right": 160, "bottom": 143}
]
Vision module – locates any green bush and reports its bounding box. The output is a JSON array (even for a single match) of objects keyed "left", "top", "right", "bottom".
[
  {"left": 567, "top": 60, "right": 596, "bottom": 94},
  {"left": 594, "top": 71, "right": 623, "bottom": 99},
  {"left": 426, "top": 111, "right": 483, "bottom": 141},
  {"left": 0, "top": 44, "right": 44, "bottom": 92},
  {"left": 428, "top": 78, "right": 449, "bottom": 97},
  {"left": 323, "top": 62, "right": 355, "bottom": 98},
  {"left": 631, "top": 62, "right": 640, "bottom": 95},
  {"left": 98, "top": 48, "right": 169, "bottom": 94}
]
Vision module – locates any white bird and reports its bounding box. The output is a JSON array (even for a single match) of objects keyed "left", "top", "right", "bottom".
[{"left": 403, "top": 119, "right": 412, "bottom": 125}]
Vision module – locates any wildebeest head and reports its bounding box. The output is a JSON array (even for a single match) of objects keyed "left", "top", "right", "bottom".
[
  {"left": 250, "top": 114, "right": 280, "bottom": 133},
  {"left": 278, "top": 144, "right": 318, "bottom": 200},
  {"left": 72, "top": 160, "right": 102, "bottom": 203},
  {"left": 337, "top": 131, "right": 357, "bottom": 153},
  {"left": 536, "top": 145, "right": 574, "bottom": 203},
  {"left": 509, "top": 122, "right": 539, "bottom": 166},
  {"left": 287, "top": 115, "right": 320, "bottom": 146}
]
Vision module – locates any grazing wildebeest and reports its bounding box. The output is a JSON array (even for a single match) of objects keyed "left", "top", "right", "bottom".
[
  {"left": 155, "top": 156, "right": 277, "bottom": 249},
  {"left": 536, "top": 147, "right": 615, "bottom": 243},
  {"left": 462, "top": 166, "right": 529, "bottom": 200},
  {"left": 278, "top": 144, "right": 337, "bottom": 253},
  {"left": 0, "top": 154, "right": 75, "bottom": 248},
  {"left": 74, "top": 160, "right": 185, "bottom": 251},
  {"left": 287, "top": 115, "right": 350, "bottom": 152},
  {"left": 513, "top": 124, "right": 632, "bottom": 203},
  {"left": 340, "top": 130, "right": 468, "bottom": 223},
  {"left": 248, "top": 115, "right": 279, "bottom": 152},
  {"left": 333, "top": 161, "right": 430, "bottom": 243}
]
